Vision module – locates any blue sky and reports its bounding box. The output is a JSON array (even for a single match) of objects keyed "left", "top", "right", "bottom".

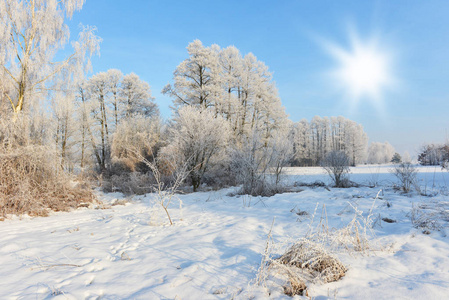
[{"left": 67, "top": 0, "right": 449, "bottom": 156}]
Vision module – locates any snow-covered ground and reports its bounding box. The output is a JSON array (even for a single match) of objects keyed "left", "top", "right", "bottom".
[{"left": 1, "top": 165, "right": 449, "bottom": 299}]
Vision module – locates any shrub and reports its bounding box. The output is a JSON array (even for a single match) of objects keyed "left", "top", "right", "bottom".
[
  {"left": 160, "top": 106, "right": 230, "bottom": 192},
  {"left": 102, "top": 172, "right": 154, "bottom": 195},
  {"left": 111, "top": 115, "right": 160, "bottom": 172},
  {"left": 0, "top": 145, "right": 94, "bottom": 217},
  {"left": 391, "top": 162, "right": 417, "bottom": 193},
  {"left": 139, "top": 155, "right": 189, "bottom": 225},
  {"left": 230, "top": 128, "right": 292, "bottom": 197},
  {"left": 321, "top": 151, "right": 350, "bottom": 188},
  {"left": 0, "top": 118, "right": 94, "bottom": 218}
]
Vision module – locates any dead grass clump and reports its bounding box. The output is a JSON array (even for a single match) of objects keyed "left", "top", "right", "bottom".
[
  {"left": 332, "top": 194, "right": 381, "bottom": 255},
  {"left": 256, "top": 199, "right": 380, "bottom": 298},
  {"left": 277, "top": 239, "right": 347, "bottom": 284},
  {"left": 0, "top": 145, "right": 95, "bottom": 218},
  {"left": 332, "top": 215, "right": 372, "bottom": 253},
  {"left": 283, "top": 275, "right": 307, "bottom": 297},
  {"left": 409, "top": 201, "right": 449, "bottom": 232}
]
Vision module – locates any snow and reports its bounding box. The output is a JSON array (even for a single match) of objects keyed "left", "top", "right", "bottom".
[{"left": 1, "top": 165, "right": 449, "bottom": 299}]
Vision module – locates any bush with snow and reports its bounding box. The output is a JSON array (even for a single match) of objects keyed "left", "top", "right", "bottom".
[
  {"left": 391, "top": 162, "right": 418, "bottom": 193},
  {"left": 159, "top": 106, "right": 230, "bottom": 192},
  {"left": 0, "top": 117, "right": 94, "bottom": 217},
  {"left": 321, "top": 151, "right": 350, "bottom": 188}
]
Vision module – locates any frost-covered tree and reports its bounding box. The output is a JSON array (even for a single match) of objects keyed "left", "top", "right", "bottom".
[
  {"left": 0, "top": 0, "right": 100, "bottom": 115},
  {"left": 292, "top": 119, "right": 312, "bottom": 166},
  {"left": 163, "top": 40, "right": 292, "bottom": 193},
  {"left": 106, "top": 69, "right": 123, "bottom": 126},
  {"left": 330, "top": 116, "right": 347, "bottom": 152},
  {"left": 367, "top": 142, "right": 396, "bottom": 164},
  {"left": 309, "top": 116, "right": 331, "bottom": 164},
  {"left": 402, "top": 151, "right": 412, "bottom": 163},
  {"left": 418, "top": 144, "right": 449, "bottom": 166},
  {"left": 86, "top": 72, "right": 112, "bottom": 171},
  {"left": 345, "top": 120, "right": 368, "bottom": 166},
  {"left": 236, "top": 53, "right": 287, "bottom": 142},
  {"left": 230, "top": 130, "right": 270, "bottom": 195},
  {"left": 76, "top": 83, "right": 93, "bottom": 169},
  {"left": 267, "top": 123, "right": 294, "bottom": 186},
  {"left": 164, "top": 40, "right": 288, "bottom": 145},
  {"left": 0, "top": 0, "right": 101, "bottom": 176},
  {"left": 217, "top": 45, "right": 243, "bottom": 122},
  {"left": 162, "top": 40, "right": 220, "bottom": 110},
  {"left": 121, "top": 73, "right": 158, "bottom": 118},
  {"left": 78, "top": 70, "right": 158, "bottom": 172},
  {"left": 291, "top": 116, "right": 368, "bottom": 166},
  {"left": 51, "top": 92, "right": 77, "bottom": 170},
  {"left": 159, "top": 106, "right": 230, "bottom": 192},
  {"left": 229, "top": 121, "right": 293, "bottom": 196},
  {"left": 111, "top": 114, "right": 161, "bottom": 171}
]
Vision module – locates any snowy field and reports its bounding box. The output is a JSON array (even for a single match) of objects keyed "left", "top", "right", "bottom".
[{"left": 1, "top": 165, "right": 449, "bottom": 299}]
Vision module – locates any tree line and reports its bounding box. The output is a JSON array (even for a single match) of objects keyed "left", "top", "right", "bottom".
[
  {"left": 0, "top": 0, "right": 401, "bottom": 216},
  {"left": 291, "top": 116, "right": 368, "bottom": 167}
]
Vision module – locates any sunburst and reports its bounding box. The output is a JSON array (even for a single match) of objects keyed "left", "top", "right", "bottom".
[{"left": 325, "top": 31, "right": 395, "bottom": 108}]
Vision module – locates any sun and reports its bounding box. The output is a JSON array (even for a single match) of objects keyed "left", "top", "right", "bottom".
[
  {"left": 338, "top": 44, "right": 389, "bottom": 99},
  {"left": 325, "top": 31, "right": 394, "bottom": 107}
]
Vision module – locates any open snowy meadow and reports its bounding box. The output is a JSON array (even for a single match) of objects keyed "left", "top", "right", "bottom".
[
  {"left": 1, "top": 165, "right": 449, "bottom": 299},
  {"left": 2, "top": 1, "right": 449, "bottom": 299}
]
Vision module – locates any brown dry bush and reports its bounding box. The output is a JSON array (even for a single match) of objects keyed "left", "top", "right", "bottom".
[
  {"left": 0, "top": 145, "right": 95, "bottom": 217},
  {"left": 257, "top": 202, "right": 377, "bottom": 297},
  {"left": 0, "top": 117, "right": 95, "bottom": 218}
]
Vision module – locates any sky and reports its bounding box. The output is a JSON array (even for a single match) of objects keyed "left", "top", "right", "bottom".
[{"left": 67, "top": 0, "right": 449, "bottom": 156}]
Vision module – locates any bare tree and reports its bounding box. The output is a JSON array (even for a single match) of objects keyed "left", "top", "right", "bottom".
[
  {"left": 391, "top": 162, "right": 417, "bottom": 193},
  {"left": 321, "top": 151, "right": 350, "bottom": 187}
]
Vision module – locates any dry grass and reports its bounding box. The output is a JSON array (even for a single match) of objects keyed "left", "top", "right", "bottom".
[
  {"left": 258, "top": 238, "right": 347, "bottom": 297},
  {"left": 331, "top": 210, "right": 373, "bottom": 254},
  {"left": 277, "top": 239, "right": 347, "bottom": 284},
  {"left": 0, "top": 145, "right": 95, "bottom": 218},
  {"left": 255, "top": 195, "right": 382, "bottom": 297},
  {"left": 283, "top": 274, "right": 308, "bottom": 297},
  {"left": 409, "top": 200, "right": 449, "bottom": 232}
]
